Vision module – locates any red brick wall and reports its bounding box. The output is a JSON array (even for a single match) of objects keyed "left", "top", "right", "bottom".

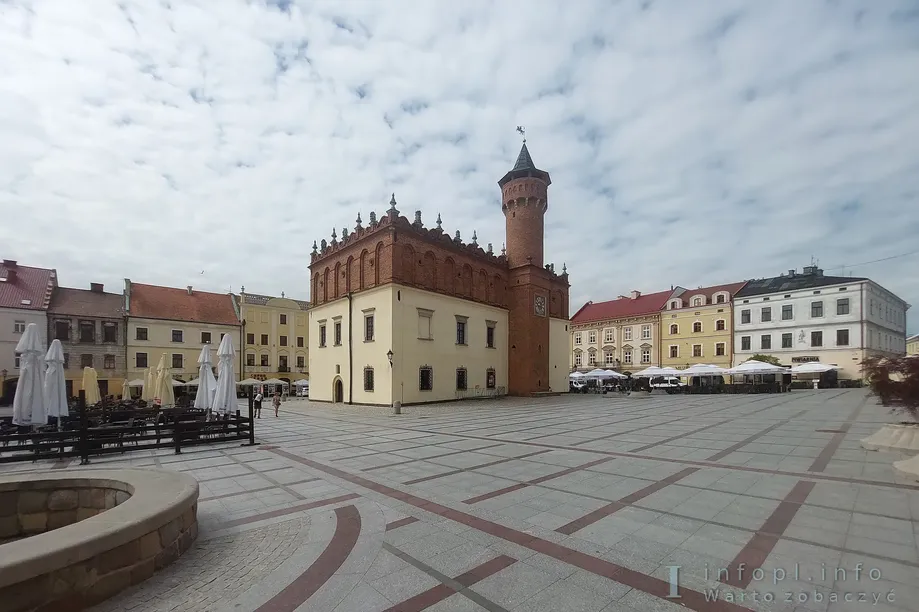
[{"left": 502, "top": 177, "right": 547, "bottom": 268}]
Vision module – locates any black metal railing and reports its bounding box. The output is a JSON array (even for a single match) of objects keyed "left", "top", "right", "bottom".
[
  {"left": 455, "top": 386, "right": 506, "bottom": 400},
  {"left": 0, "top": 391, "right": 256, "bottom": 465}
]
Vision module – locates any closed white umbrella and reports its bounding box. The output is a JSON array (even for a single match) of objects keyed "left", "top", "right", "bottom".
[
  {"left": 81, "top": 367, "right": 102, "bottom": 405},
  {"left": 212, "top": 334, "right": 237, "bottom": 415},
  {"left": 153, "top": 353, "right": 175, "bottom": 406},
  {"left": 194, "top": 344, "right": 218, "bottom": 411},
  {"left": 13, "top": 323, "right": 46, "bottom": 426},
  {"left": 43, "top": 339, "right": 68, "bottom": 419}
]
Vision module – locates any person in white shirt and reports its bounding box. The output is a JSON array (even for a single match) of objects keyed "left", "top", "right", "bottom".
[{"left": 254, "top": 391, "right": 263, "bottom": 418}]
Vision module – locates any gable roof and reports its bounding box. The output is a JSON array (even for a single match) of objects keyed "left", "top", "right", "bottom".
[
  {"left": 239, "top": 292, "right": 309, "bottom": 310},
  {"left": 128, "top": 282, "right": 239, "bottom": 326},
  {"left": 0, "top": 260, "right": 57, "bottom": 311},
  {"left": 49, "top": 287, "right": 123, "bottom": 318},
  {"left": 735, "top": 270, "right": 866, "bottom": 298},
  {"left": 670, "top": 282, "right": 747, "bottom": 307},
  {"left": 571, "top": 288, "right": 677, "bottom": 324}
]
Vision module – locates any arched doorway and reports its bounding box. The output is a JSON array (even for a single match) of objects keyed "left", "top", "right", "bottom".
[{"left": 333, "top": 378, "right": 344, "bottom": 403}]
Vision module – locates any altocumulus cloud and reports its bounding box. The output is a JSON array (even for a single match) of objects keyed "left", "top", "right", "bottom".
[{"left": 0, "top": 0, "right": 917, "bottom": 332}]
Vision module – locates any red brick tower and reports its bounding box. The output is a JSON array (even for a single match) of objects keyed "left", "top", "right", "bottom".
[{"left": 499, "top": 142, "right": 552, "bottom": 395}]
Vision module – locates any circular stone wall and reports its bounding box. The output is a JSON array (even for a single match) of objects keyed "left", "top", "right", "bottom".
[{"left": 0, "top": 469, "right": 199, "bottom": 612}]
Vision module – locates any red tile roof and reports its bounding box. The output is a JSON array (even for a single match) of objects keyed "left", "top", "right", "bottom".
[
  {"left": 128, "top": 282, "right": 239, "bottom": 326},
  {"left": 0, "top": 260, "right": 56, "bottom": 310},
  {"left": 669, "top": 281, "right": 747, "bottom": 308},
  {"left": 571, "top": 289, "right": 677, "bottom": 324},
  {"left": 49, "top": 287, "right": 124, "bottom": 318}
]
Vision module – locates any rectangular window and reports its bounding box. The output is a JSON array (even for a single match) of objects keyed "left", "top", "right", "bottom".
[
  {"left": 574, "top": 332, "right": 582, "bottom": 345},
  {"left": 587, "top": 352, "right": 596, "bottom": 366},
  {"left": 171, "top": 329, "right": 183, "bottom": 343},
  {"left": 278, "top": 355, "right": 288, "bottom": 370},
  {"left": 837, "top": 298, "right": 850, "bottom": 316},
  {"left": 260, "top": 334, "right": 269, "bottom": 345},
  {"left": 80, "top": 321, "right": 95, "bottom": 343},
  {"left": 172, "top": 353, "right": 183, "bottom": 369},
  {"left": 297, "top": 355, "right": 305, "bottom": 368},
  {"left": 280, "top": 314, "right": 287, "bottom": 325},
  {"left": 669, "top": 346, "right": 678, "bottom": 358},
  {"left": 716, "top": 294, "right": 725, "bottom": 304},
  {"left": 605, "top": 351, "right": 615, "bottom": 365},
  {"left": 782, "top": 305, "right": 793, "bottom": 320},
  {"left": 588, "top": 331, "right": 596, "bottom": 343},
  {"left": 246, "top": 353, "right": 255, "bottom": 366},
  {"left": 811, "top": 301, "right": 823, "bottom": 318},
  {"left": 574, "top": 352, "right": 582, "bottom": 367},
  {"left": 641, "top": 325, "right": 651, "bottom": 340},
  {"left": 334, "top": 322, "right": 342, "bottom": 345},
  {"left": 103, "top": 323, "right": 117, "bottom": 343},
  {"left": 837, "top": 329, "right": 849, "bottom": 346},
  {"left": 741, "top": 310, "right": 751, "bottom": 324},
  {"left": 419, "top": 367, "right": 433, "bottom": 391},
  {"left": 319, "top": 325, "right": 327, "bottom": 347},
  {"left": 418, "top": 310, "right": 433, "bottom": 340},
  {"left": 715, "top": 343, "right": 725, "bottom": 356},
  {"left": 280, "top": 335, "right": 288, "bottom": 347},
  {"left": 364, "top": 315, "right": 374, "bottom": 342},
  {"left": 136, "top": 352, "right": 147, "bottom": 368},
  {"left": 692, "top": 345, "right": 702, "bottom": 357},
  {"left": 246, "top": 333, "right": 255, "bottom": 344},
  {"left": 782, "top": 333, "right": 792, "bottom": 348},
  {"left": 604, "top": 329, "right": 615, "bottom": 343},
  {"left": 201, "top": 331, "right": 212, "bottom": 344},
  {"left": 486, "top": 368, "right": 496, "bottom": 389},
  {"left": 811, "top": 331, "right": 823, "bottom": 347},
  {"left": 761, "top": 334, "right": 771, "bottom": 350},
  {"left": 486, "top": 322, "right": 496, "bottom": 348},
  {"left": 741, "top": 336, "right": 751, "bottom": 351},
  {"left": 13, "top": 320, "right": 26, "bottom": 334},
  {"left": 456, "top": 368, "right": 467, "bottom": 390},
  {"left": 54, "top": 320, "right": 70, "bottom": 341},
  {"left": 297, "top": 336, "right": 304, "bottom": 347},
  {"left": 14, "top": 355, "right": 20, "bottom": 368},
  {"left": 103, "top": 354, "right": 115, "bottom": 369},
  {"left": 624, "top": 327, "right": 633, "bottom": 341},
  {"left": 364, "top": 367, "right": 374, "bottom": 391},
  {"left": 715, "top": 320, "right": 725, "bottom": 331},
  {"left": 261, "top": 354, "right": 269, "bottom": 366},
  {"left": 761, "top": 307, "right": 772, "bottom": 322},
  {"left": 456, "top": 319, "right": 467, "bottom": 345},
  {"left": 81, "top": 354, "right": 93, "bottom": 368},
  {"left": 623, "top": 350, "right": 632, "bottom": 364},
  {"left": 63, "top": 353, "right": 70, "bottom": 369},
  {"left": 640, "top": 348, "right": 651, "bottom": 364}
]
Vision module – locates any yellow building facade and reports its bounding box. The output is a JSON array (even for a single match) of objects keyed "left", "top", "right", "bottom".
[
  {"left": 660, "top": 283, "right": 746, "bottom": 370},
  {"left": 239, "top": 291, "right": 310, "bottom": 384},
  {"left": 309, "top": 285, "right": 510, "bottom": 406},
  {"left": 907, "top": 334, "right": 919, "bottom": 356}
]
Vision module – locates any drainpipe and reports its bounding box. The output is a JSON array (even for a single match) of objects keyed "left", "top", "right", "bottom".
[{"left": 347, "top": 292, "right": 354, "bottom": 405}]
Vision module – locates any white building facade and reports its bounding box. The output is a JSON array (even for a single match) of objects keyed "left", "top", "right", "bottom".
[{"left": 732, "top": 266, "right": 909, "bottom": 379}]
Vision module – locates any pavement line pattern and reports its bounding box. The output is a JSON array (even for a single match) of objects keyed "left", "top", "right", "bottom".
[
  {"left": 271, "top": 448, "right": 756, "bottom": 612},
  {"left": 402, "top": 449, "right": 552, "bottom": 485},
  {"left": 462, "top": 456, "right": 616, "bottom": 504},
  {"left": 808, "top": 397, "right": 866, "bottom": 472},
  {"left": 381, "top": 543, "right": 515, "bottom": 612},
  {"left": 721, "top": 480, "right": 816, "bottom": 589},
  {"left": 221, "top": 493, "right": 360, "bottom": 529},
  {"left": 361, "top": 443, "right": 505, "bottom": 472},
  {"left": 385, "top": 516, "right": 419, "bottom": 531},
  {"left": 255, "top": 505, "right": 361, "bottom": 612},
  {"left": 555, "top": 467, "right": 701, "bottom": 535},
  {"left": 705, "top": 410, "right": 808, "bottom": 461}
]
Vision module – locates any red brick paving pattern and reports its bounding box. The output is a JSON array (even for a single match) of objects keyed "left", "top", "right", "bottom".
[
  {"left": 221, "top": 493, "right": 360, "bottom": 529},
  {"left": 381, "top": 555, "right": 517, "bottom": 612},
  {"left": 271, "top": 448, "right": 755, "bottom": 612},
  {"left": 462, "top": 456, "right": 616, "bottom": 504},
  {"left": 808, "top": 399, "right": 866, "bottom": 472},
  {"left": 403, "top": 449, "right": 552, "bottom": 485},
  {"left": 385, "top": 516, "right": 420, "bottom": 531}
]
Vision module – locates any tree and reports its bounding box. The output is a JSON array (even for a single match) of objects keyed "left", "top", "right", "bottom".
[
  {"left": 747, "top": 354, "right": 781, "bottom": 366},
  {"left": 862, "top": 356, "right": 919, "bottom": 421}
]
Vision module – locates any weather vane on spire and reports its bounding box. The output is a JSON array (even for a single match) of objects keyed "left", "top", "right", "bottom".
[{"left": 516, "top": 125, "right": 526, "bottom": 143}]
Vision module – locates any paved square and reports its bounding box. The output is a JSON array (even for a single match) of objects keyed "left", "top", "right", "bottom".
[{"left": 6, "top": 389, "right": 919, "bottom": 611}]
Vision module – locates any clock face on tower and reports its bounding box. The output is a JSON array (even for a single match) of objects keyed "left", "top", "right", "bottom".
[{"left": 534, "top": 295, "right": 547, "bottom": 317}]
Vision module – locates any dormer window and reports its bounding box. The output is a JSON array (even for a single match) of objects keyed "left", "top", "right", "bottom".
[{"left": 692, "top": 296, "right": 704, "bottom": 307}]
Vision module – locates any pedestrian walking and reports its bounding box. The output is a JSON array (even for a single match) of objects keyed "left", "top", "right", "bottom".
[
  {"left": 273, "top": 392, "right": 281, "bottom": 417},
  {"left": 254, "top": 391, "right": 263, "bottom": 418}
]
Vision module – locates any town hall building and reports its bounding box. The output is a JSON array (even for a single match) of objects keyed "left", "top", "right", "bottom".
[{"left": 307, "top": 142, "right": 571, "bottom": 406}]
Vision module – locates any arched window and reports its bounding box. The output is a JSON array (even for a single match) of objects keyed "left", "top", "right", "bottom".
[
  {"left": 692, "top": 297, "right": 703, "bottom": 307},
  {"left": 669, "top": 324, "right": 678, "bottom": 334},
  {"left": 693, "top": 321, "right": 703, "bottom": 333}
]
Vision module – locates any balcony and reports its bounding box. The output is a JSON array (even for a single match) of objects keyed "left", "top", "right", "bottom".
[{"left": 278, "top": 365, "right": 290, "bottom": 373}]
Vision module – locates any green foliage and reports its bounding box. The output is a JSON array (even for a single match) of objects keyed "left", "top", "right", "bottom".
[
  {"left": 747, "top": 354, "right": 782, "bottom": 366},
  {"left": 862, "top": 356, "right": 919, "bottom": 420}
]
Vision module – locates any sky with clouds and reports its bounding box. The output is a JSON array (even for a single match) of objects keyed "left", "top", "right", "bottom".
[{"left": 1, "top": 0, "right": 918, "bottom": 333}]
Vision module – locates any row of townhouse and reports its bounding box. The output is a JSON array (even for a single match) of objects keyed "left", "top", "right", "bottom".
[
  {"left": 0, "top": 258, "right": 309, "bottom": 403},
  {"left": 570, "top": 264, "right": 910, "bottom": 380}
]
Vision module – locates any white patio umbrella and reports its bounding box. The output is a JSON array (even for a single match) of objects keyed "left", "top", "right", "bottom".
[
  {"left": 632, "top": 366, "right": 664, "bottom": 378},
  {"left": 726, "top": 360, "right": 787, "bottom": 375},
  {"left": 194, "top": 344, "right": 218, "bottom": 411},
  {"left": 153, "top": 353, "right": 175, "bottom": 406},
  {"left": 13, "top": 323, "right": 47, "bottom": 427},
  {"left": 790, "top": 362, "right": 838, "bottom": 374},
  {"left": 568, "top": 371, "right": 586, "bottom": 379},
  {"left": 680, "top": 364, "right": 727, "bottom": 377},
  {"left": 602, "top": 369, "right": 626, "bottom": 379},
  {"left": 584, "top": 368, "right": 608, "bottom": 379},
  {"left": 82, "top": 367, "right": 102, "bottom": 405},
  {"left": 212, "top": 334, "right": 237, "bottom": 415},
  {"left": 237, "top": 378, "right": 261, "bottom": 386},
  {"left": 126, "top": 378, "right": 145, "bottom": 387},
  {"left": 139, "top": 368, "right": 151, "bottom": 401},
  {"left": 43, "top": 339, "right": 68, "bottom": 420}
]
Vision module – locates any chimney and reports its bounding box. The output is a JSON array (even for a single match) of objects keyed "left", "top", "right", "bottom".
[
  {"left": 90, "top": 282, "right": 104, "bottom": 293},
  {"left": 630, "top": 290, "right": 641, "bottom": 300},
  {"left": 2, "top": 259, "right": 16, "bottom": 267},
  {"left": 788, "top": 269, "right": 795, "bottom": 277},
  {"left": 187, "top": 285, "right": 193, "bottom": 295}
]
